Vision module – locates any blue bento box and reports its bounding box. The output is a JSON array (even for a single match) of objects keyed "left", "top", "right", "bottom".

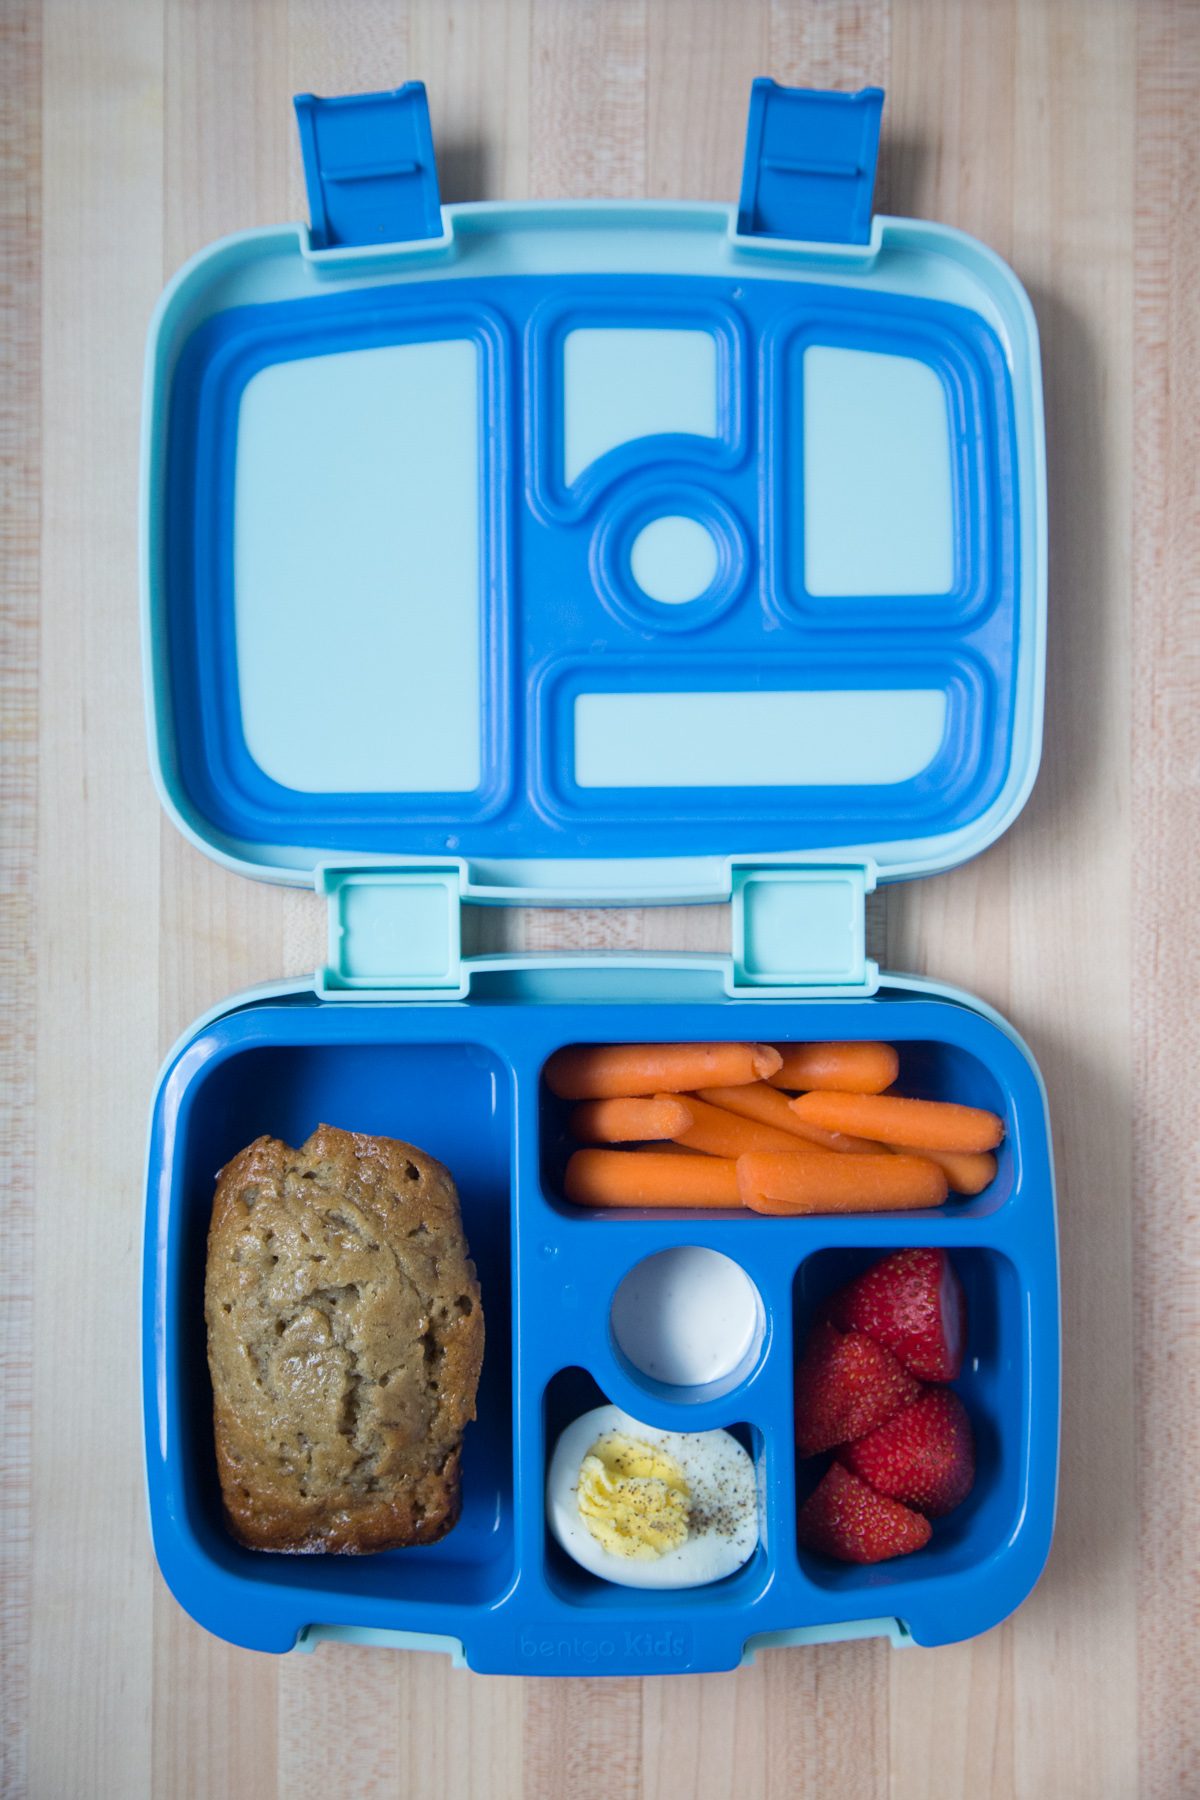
[{"left": 140, "top": 78, "right": 1057, "bottom": 1676}]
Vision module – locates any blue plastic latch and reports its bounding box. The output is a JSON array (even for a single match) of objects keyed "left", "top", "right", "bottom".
[
  {"left": 293, "top": 83, "right": 443, "bottom": 249},
  {"left": 737, "top": 78, "right": 883, "bottom": 245}
]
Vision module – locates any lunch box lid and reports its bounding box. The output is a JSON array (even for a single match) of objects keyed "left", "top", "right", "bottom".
[{"left": 140, "top": 79, "right": 1046, "bottom": 999}]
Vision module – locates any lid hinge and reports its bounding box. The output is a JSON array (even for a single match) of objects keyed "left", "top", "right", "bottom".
[
  {"left": 294, "top": 82, "right": 443, "bottom": 250},
  {"left": 737, "top": 78, "right": 883, "bottom": 247},
  {"left": 729, "top": 862, "right": 876, "bottom": 994},
  {"left": 315, "top": 862, "right": 877, "bottom": 1001},
  {"left": 319, "top": 867, "right": 463, "bottom": 993}
]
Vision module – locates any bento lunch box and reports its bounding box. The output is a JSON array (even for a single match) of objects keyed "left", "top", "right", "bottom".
[{"left": 140, "top": 79, "right": 1058, "bottom": 1676}]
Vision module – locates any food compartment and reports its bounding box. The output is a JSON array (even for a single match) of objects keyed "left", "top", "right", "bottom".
[
  {"left": 539, "top": 1032, "right": 1014, "bottom": 1218},
  {"left": 791, "top": 1246, "right": 1026, "bottom": 1592},
  {"left": 540, "top": 1368, "right": 770, "bottom": 1611},
  {"left": 158, "top": 1029, "right": 515, "bottom": 1608},
  {"left": 608, "top": 1246, "right": 768, "bottom": 1404}
]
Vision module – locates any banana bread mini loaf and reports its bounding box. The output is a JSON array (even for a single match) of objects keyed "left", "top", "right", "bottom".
[{"left": 205, "top": 1123, "right": 484, "bottom": 1553}]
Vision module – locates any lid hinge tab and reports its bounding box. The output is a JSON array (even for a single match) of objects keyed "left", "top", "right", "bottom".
[
  {"left": 294, "top": 82, "right": 443, "bottom": 250},
  {"left": 730, "top": 863, "right": 876, "bottom": 994},
  {"left": 737, "top": 78, "right": 883, "bottom": 246},
  {"left": 319, "top": 867, "right": 462, "bottom": 992}
]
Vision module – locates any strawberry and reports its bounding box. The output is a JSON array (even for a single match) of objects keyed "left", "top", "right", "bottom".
[
  {"left": 797, "top": 1461, "right": 932, "bottom": 1564},
  {"left": 838, "top": 1385, "right": 976, "bottom": 1517},
  {"left": 794, "top": 1321, "right": 921, "bottom": 1456},
  {"left": 820, "top": 1248, "right": 966, "bottom": 1381}
]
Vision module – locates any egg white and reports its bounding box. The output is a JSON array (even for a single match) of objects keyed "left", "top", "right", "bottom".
[{"left": 546, "top": 1404, "right": 760, "bottom": 1590}]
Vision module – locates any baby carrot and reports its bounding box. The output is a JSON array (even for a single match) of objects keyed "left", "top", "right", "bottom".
[
  {"left": 545, "top": 1041, "right": 783, "bottom": 1101},
  {"left": 694, "top": 1083, "right": 890, "bottom": 1155},
  {"left": 767, "top": 1041, "right": 899, "bottom": 1095},
  {"left": 888, "top": 1143, "right": 998, "bottom": 1195},
  {"left": 672, "top": 1093, "right": 835, "bottom": 1161},
  {"left": 736, "top": 1151, "right": 948, "bottom": 1215},
  {"left": 790, "top": 1091, "right": 1004, "bottom": 1153},
  {"left": 569, "top": 1095, "right": 695, "bottom": 1144},
  {"left": 564, "top": 1148, "right": 741, "bottom": 1209}
]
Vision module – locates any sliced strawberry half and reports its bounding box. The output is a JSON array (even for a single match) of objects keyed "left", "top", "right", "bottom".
[
  {"left": 838, "top": 1385, "right": 976, "bottom": 1517},
  {"left": 797, "top": 1461, "right": 932, "bottom": 1564},
  {"left": 820, "top": 1247, "right": 967, "bottom": 1381},
  {"left": 794, "top": 1320, "right": 921, "bottom": 1456}
]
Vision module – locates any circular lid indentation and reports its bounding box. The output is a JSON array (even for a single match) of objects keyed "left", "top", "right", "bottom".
[
  {"left": 629, "top": 515, "right": 719, "bottom": 603},
  {"left": 610, "top": 1246, "right": 762, "bottom": 1387}
]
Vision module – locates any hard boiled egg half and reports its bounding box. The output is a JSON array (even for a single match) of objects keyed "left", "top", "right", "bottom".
[{"left": 546, "top": 1404, "right": 760, "bottom": 1590}]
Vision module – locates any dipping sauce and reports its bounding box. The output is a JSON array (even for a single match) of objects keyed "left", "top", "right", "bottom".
[{"left": 609, "top": 1246, "right": 763, "bottom": 1386}]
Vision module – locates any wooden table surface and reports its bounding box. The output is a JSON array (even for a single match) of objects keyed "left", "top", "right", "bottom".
[{"left": 3, "top": 0, "right": 1197, "bottom": 1794}]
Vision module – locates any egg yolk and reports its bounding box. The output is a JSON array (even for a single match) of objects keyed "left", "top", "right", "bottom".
[{"left": 576, "top": 1432, "right": 691, "bottom": 1559}]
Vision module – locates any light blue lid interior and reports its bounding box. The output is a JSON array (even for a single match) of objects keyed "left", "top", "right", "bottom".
[
  {"left": 562, "top": 326, "right": 718, "bottom": 483},
  {"left": 803, "top": 346, "right": 955, "bottom": 598},
  {"left": 235, "top": 339, "right": 482, "bottom": 795}
]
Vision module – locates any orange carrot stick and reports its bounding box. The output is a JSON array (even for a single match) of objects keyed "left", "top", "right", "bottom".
[
  {"left": 569, "top": 1095, "right": 695, "bottom": 1144},
  {"left": 564, "top": 1149, "right": 741, "bottom": 1209},
  {"left": 790, "top": 1091, "right": 1004, "bottom": 1153},
  {"left": 888, "top": 1143, "right": 998, "bottom": 1195},
  {"left": 545, "top": 1041, "right": 782, "bottom": 1101},
  {"left": 736, "top": 1151, "right": 948, "bottom": 1215},
  {"left": 766, "top": 1041, "right": 899, "bottom": 1095},
  {"left": 694, "top": 1083, "right": 890, "bottom": 1155},
  {"left": 635, "top": 1140, "right": 707, "bottom": 1156},
  {"left": 671, "top": 1093, "right": 835, "bottom": 1161}
]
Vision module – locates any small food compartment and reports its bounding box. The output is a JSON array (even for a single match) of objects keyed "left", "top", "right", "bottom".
[
  {"left": 541, "top": 1367, "right": 769, "bottom": 1610},
  {"left": 149, "top": 1013, "right": 516, "bottom": 1627},
  {"left": 538, "top": 1033, "right": 1014, "bottom": 1219},
  {"left": 791, "top": 1246, "right": 1026, "bottom": 1592},
  {"left": 608, "top": 1246, "right": 768, "bottom": 1404}
]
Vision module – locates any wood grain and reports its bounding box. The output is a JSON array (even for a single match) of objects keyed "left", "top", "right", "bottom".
[
  {"left": 7, "top": 0, "right": 1198, "bottom": 1794},
  {"left": 647, "top": 0, "right": 771, "bottom": 203},
  {"left": 642, "top": 1642, "right": 889, "bottom": 1800},
  {"left": 1133, "top": 5, "right": 1200, "bottom": 1795},
  {"left": 1007, "top": 9, "right": 1139, "bottom": 1796},
  {"left": 279, "top": 1642, "right": 401, "bottom": 1796},
  {"left": 525, "top": 1675, "right": 644, "bottom": 1800},
  {"left": 529, "top": 0, "right": 646, "bottom": 201},
  {"left": 0, "top": 6, "right": 39, "bottom": 1797},
  {"left": 30, "top": 4, "right": 164, "bottom": 1796}
]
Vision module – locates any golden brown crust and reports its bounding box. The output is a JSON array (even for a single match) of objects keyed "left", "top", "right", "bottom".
[{"left": 205, "top": 1124, "right": 483, "bottom": 1553}]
